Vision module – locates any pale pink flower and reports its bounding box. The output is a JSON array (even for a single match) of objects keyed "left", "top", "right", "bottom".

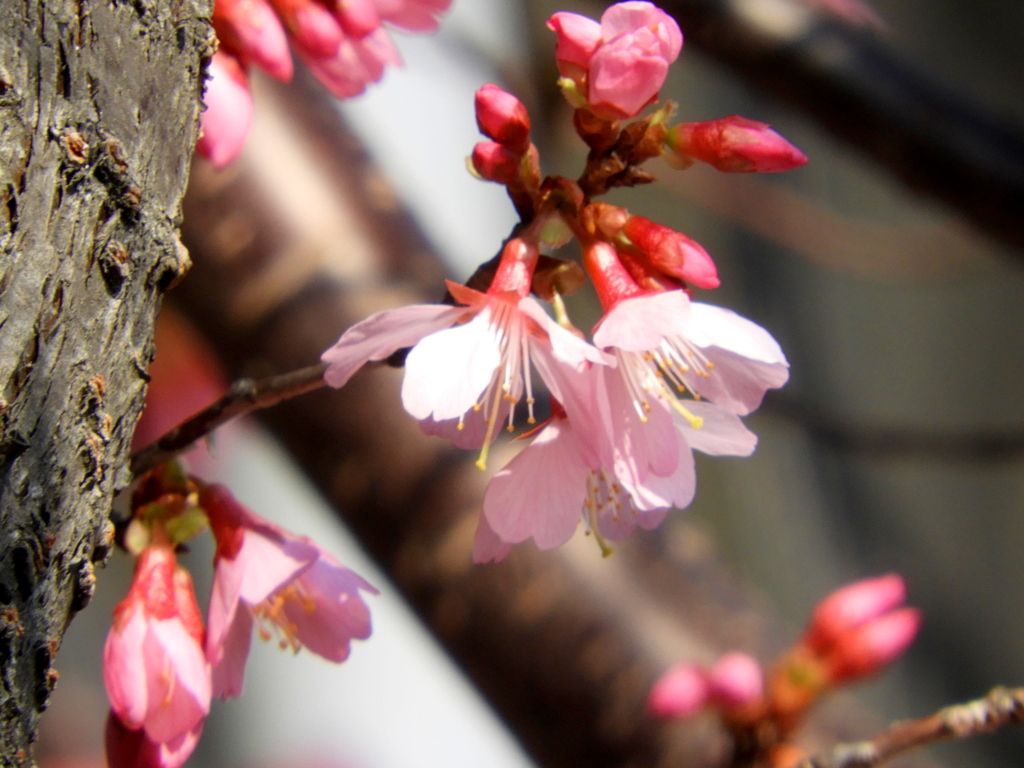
[
  {"left": 197, "top": 51, "right": 255, "bottom": 170},
  {"left": 103, "top": 543, "right": 210, "bottom": 746},
  {"left": 592, "top": 289, "right": 789, "bottom": 418},
  {"left": 200, "top": 484, "right": 377, "bottom": 698},
  {"left": 478, "top": 358, "right": 757, "bottom": 558},
  {"left": 321, "top": 239, "right": 607, "bottom": 467},
  {"left": 548, "top": 2, "right": 683, "bottom": 118},
  {"left": 106, "top": 712, "right": 203, "bottom": 768}
]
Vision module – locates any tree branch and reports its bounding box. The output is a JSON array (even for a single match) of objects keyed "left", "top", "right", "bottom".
[
  {"left": 130, "top": 362, "right": 332, "bottom": 477},
  {"left": 794, "top": 687, "right": 1024, "bottom": 768}
]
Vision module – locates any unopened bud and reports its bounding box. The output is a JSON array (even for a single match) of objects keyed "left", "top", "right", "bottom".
[
  {"left": 475, "top": 84, "right": 531, "bottom": 155},
  {"left": 647, "top": 663, "right": 710, "bottom": 719},
  {"left": 471, "top": 141, "right": 520, "bottom": 185},
  {"left": 669, "top": 116, "right": 808, "bottom": 173},
  {"left": 271, "top": 0, "right": 343, "bottom": 58},
  {"left": 806, "top": 574, "right": 907, "bottom": 653},
  {"left": 828, "top": 607, "right": 922, "bottom": 682},
  {"left": 333, "top": 0, "right": 380, "bottom": 38},
  {"left": 707, "top": 652, "right": 764, "bottom": 708},
  {"left": 621, "top": 215, "right": 719, "bottom": 290}
]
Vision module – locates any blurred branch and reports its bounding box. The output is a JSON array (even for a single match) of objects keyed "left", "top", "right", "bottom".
[
  {"left": 658, "top": 0, "right": 1024, "bottom": 254},
  {"left": 794, "top": 686, "right": 1024, "bottom": 768},
  {"left": 130, "top": 362, "right": 329, "bottom": 477}
]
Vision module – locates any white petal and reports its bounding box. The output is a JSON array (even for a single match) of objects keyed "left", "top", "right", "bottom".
[
  {"left": 517, "top": 298, "right": 612, "bottom": 367},
  {"left": 688, "top": 303, "right": 787, "bottom": 364},
  {"left": 401, "top": 309, "right": 501, "bottom": 421}
]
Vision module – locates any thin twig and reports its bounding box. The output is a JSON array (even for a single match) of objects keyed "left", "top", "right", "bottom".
[
  {"left": 130, "top": 362, "right": 333, "bottom": 477},
  {"left": 793, "top": 686, "right": 1024, "bottom": 768}
]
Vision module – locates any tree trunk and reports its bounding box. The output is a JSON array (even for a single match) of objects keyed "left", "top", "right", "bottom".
[{"left": 0, "top": 1, "right": 210, "bottom": 762}]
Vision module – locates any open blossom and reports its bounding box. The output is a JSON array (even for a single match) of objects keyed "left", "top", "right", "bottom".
[
  {"left": 548, "top": 1, "right": 683, "bottom": 118},
  {"left": 321, "top": 238, "right": 608, "bottom": 466},
  {"left": 104, "top": 541, "right": 210, "bottom": 758},
  {"left": 200, "top": 484, "right": 376, "bottom": 698},
  {"left": 477, "top": 356, "right": 758, "bottom": 560}
]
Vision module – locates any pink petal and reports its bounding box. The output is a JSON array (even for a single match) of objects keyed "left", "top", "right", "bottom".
[
  {"left": 547, "top": 12, "right": 602, "bottom": 70},
  {"left": 235, "top": 529, "right": 318, "bottom": 605},
  {"left": 106, "top": 712, "right": 203, "bottom": 768},
  {"left": 592, "top": 291, "right": 691, "bottom": 353},
  {"left": 688, "top": 303, "right": 787, "bottom": 365},
  {"left": 336, "top": 0, "right": 381, "bottom": 37},
  {"left": 196, "top": 52, "right": 254, "bottom": 170},
  {"left": 418, "top": 401, "right": 509, "bottom": 450},
  {"left": 401, "top": 308, "right": 500, "bottom": 421},
  {"left": 209, "top": 606, "right": 254, "bottom": 699},
  {"left": 483, "top": 420, "right": 591, "bottom": 549},
  {"left": 284, "top": 560, "right": 377, "bottom": 662},
  {"left": 287, "top": 2, "right": 344, "bottom": 59},
  {"left": 473, "top": 516, "right": 513, "bottom": 564},
  {"left": 517, "top": 298, "right": 612, "bottom": 368},
  {"left": 600, "top": 2, "right": 682, "bottom": 60},
  {"left": 675, "top": 401, "right": 757, "bottom": 457},
  {"left": 321, "top": 303, "right": 466, "bottom": 389},
  {"left": 623, "top": 438, "right": 695, "bottom": 512},
  {"left": 373, "top": 0, "right": 451, "bottom": 32},
  {"left": 141, "top": 620, "right": 210, "bottom": 743},
  {"left": 588, "top": 29, "right": 669, "bottom": 117},
  {"left": 215, "top": 0, "right": 294, "bottom": 82},
  {"left": 104, "top": 608, "right": 150, "bottom": 730}
]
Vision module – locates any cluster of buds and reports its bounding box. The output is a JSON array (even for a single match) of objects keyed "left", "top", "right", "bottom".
[
  {"left": 198, "top": 0, "right": 452, "bottom": 168},
  {"left": 649, "top": 575, "right": 922, "bottom": 765},
  {"left": 319, "top": 1, "right": 807, "bottom": 562},
  {"left": 104, "top": 463, "right": 375, "bottom": 768}
]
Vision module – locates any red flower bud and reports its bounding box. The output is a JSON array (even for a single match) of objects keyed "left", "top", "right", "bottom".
[
  {"left": 806, "top": 574, "right": 907, "bottom": 653},
  {"left": 670, "top": 116, "right": 808, "bottom": 173},
  {"left": 475, "top": 84, "right": 531, "bottom": 155},
  {"left": 647, "top": 663, "right": 710, "bottom": 719},
  {"left": 471, "top": 141, "right": 520, "bottom": 185},
  {"left": 827, "top": 607, "right": 922, "bottom": 683},
  {"left": 621, "top": 215, "right": 719, "bottom": 289}
]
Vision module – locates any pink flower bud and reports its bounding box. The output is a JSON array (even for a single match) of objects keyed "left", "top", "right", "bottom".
[
  {"left": 707, "top": 652, "right": 764, "bottom": 707},
  {"left": 621, "top": 215, "right": 720, "bottom": 289},
  {"left": 828, "top": 607, "right": 922, "bottom": 682},
  {"left": 471, "top": 141, "right": 520, "bottom": 185},
  {"left": 475, "top": 84, "right": 531, "bottom": 155},
  {"left": 806, "top": 574, "right": 907, "bottom": 653},
  {"left": 213, "top": 0, "right": 294, "bottom": 82},
  {"left": 647, "top": 663, "right": 711, "bottom": 719},
  {"left": 197, "top": 52, "right": 254, "bottom": 170},
  {"left": 270, "top": 0, "right": 344, "bottom": 59},
  {"left": 670, "top": 116, "right": 808, "bottom": 173},
  {"left": 548, "top": 2, "right": 682, "bottom": 119},
  {"left": 333, "top": 0, "right": 381, "bottom": 38}
]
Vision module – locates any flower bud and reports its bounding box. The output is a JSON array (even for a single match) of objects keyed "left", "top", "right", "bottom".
[
  {"left": 805, "top": 574, "right": 907, "bottom": 653},
  {"left": 475, "top": 84, "right": 531, "bottom": 155},
  {"left": 669, "top": 116, "right": 808, "bottom": 173},
  {"left": 197, "top": 52, "right": 255, "bottom": 170},
  {"left": 707, "top": 652, "right": 764, "bottom": 708},
  {"left": 212, "top": 0, "right": 293, "bottom": 82},
  {"left": 270, "top": 0, "right": 343, "bottom": 59},
  {"left": 471, "top": 141, "right": 520, "bottom": 185},
  {"left": 647, "top": 663, "right": 710, "bottom": 719},
  {"left": 333, "top": 0, "right": 380, "bottom": 38},
  {"left": 621, "top": 215, "right": 719, "bottom": 289},
  {"left": 827, "top": 607, "right": 922, "bottom": 683}
]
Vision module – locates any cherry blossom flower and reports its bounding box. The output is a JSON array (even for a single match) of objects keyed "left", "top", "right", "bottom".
[
  {"left": 477, "top": 358, "right": 757, "bottom": 560},
  {"left": 548, "top": 2, "right": 683, "bottom": 118},
  {"left": 321, "top": 238, "right": 608, "bottom": 468},
  {"left": 200, "top": 484, "right": 376, "bottom": 698},
  {"left": 103, "top": 541, "right": 210, "bottom": 752}
]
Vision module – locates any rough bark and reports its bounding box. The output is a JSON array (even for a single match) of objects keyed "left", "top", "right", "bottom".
[{"left": 0, "top": 0, "right": 210, "bottom": 762}]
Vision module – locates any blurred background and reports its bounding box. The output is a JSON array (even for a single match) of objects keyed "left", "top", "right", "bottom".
[{"left": 36, "top": 1, "right": 1024, "bottom": 767}]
